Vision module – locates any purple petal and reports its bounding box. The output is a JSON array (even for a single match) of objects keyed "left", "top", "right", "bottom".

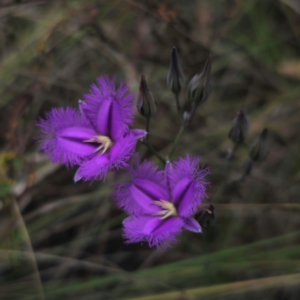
[
  {"left": 82, "top": 76, "right": 134, "bottom": 139},
  {"left": 169, "top": 155, "right": 209, "bottom": 217},
  {"left": 95, "top": 99, "right": 123, "bottom": 140},
  {"left": 74, "top": 168, "right": 83, "bottom": 182},
  {"left": 78, "top": 100, "right": 95, "bottom": 130},
  {"left": 131, "top": 129, "right": 147, "bottom": 140},
  {"left": 56, "top": 127, "right": 97, "bottom": 156},
  {"left": 183, "top": 218, "right": 202, "bottom": 233},
  {"left": 113, "top": 159, "right": 167, "bottom": 215},
  {"left": 36, "top": 107, "right": 95, "bottom": 166},
  {"left": 109, "top": 131, "right": 138, "bottom": 166},
  {"left": 76, "top": 131, "right": 139, "bottom": 181},
  {"left": 130, "top": 179, "right": 168, "bottom": 213},
  {"left": 75, "top": 154, "right": 110, "bottom": 181},
  {"left": 123, "top": 216, "right": 183, "bottom": 249},
  {"left": 172, "top": 177, "right": 195, "bottom": 217}
]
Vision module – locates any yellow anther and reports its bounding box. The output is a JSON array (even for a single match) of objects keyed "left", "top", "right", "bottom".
[
  {"left": 84, "top": 135, "right": 113, "bottom": 154},
  {"left": 152, "top": 199, "right": 178, "bottom": 220}
]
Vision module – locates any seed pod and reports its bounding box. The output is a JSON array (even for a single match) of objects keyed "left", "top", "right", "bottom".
[
  {"left": 137, "top": 75, "right": 156, "bottom": 118},
  {"left": 167, "top": 47, "right": 185, "bottom": 95},
  {"left": 249, "top": 128, "right": 268, "bottom": 161},
  {"left": 228, "top": 110, "right": 249, "bottom": 144}
]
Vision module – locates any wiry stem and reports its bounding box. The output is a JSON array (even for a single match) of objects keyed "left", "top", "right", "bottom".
[
  {"left": 226, "top": 143, "right": 239, "bottom": 160},
  {"left": 141, "top": 116, "right": 166, "bottom": 165},
  {"left": 140, "top": 141, "right": 166, "bottom": 165},
  {"left": 168, "top": 126, "right": 185, "bottom": 160},
  {"left": 213, "top": 143, "right": 239, "bottom": 202}
]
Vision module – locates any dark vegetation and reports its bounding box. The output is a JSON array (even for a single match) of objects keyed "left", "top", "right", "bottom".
[{"left": 0, "top": 0, "right": 300, "bottom": 299}]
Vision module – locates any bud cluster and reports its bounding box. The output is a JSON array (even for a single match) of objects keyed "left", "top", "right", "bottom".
[
  {"left": 228, "top": 110, "right": 249, "bottom": 145},
  {"left": 227, "top": 110, "right": 268, "bottom": 180},
  {"left": 136, "top": 47, "right": 213, "bottom": 146},
  {"left": 167, "top": 47, "right": 185, "bottom": 95},
  {"left": 163, "top": 47, "right": 212, "bottom": 126}
]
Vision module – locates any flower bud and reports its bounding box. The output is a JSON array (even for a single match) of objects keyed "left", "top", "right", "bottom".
[
  {"left": 182, "top": 111, "right": 192, "bottom": 127},
  {"left": 137, "top": 75, "right": 156, "bottom": 118},
  {"left": 228, "top": 110, "right": 249, "bottom": 144},
  {"left": 187, "top": 55, "right": 212, "bottom": 105},
  {"left": 167, "top": 47, "right": 185, "bottom": 95},
  {"left": 249, "top": 128, "right": 268, "bottom": 161},
  {"left": 241, "top": 158, "right": 253, "bottom": 181},
  {"left": 195, "top": 204, "right": 215, "bottom": 228}
]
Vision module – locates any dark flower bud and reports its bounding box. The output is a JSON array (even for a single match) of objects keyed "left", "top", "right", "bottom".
[
  {"left": 241, "top": 158, "right": 253, "bottom": 181},
  {"left": 187, "top": 55, "right": 212, "bottom": 105},
  {"left": 167, "top": 47, "right": 185, "bottom": 95},
  {"left": 249, "top": 128, "right": 268, "bottom": 161},
  {"left": 195, "top": 204, "right": 215, "bottom": 228},
  {"left": 182, "top": 111, "right": 192, "bottom": 127},
  {"left": 137, "top": 75, "right": 156, "bottom": 118},
  {"left": 228, "top": 110, "right": 249, "bottom": 144}
]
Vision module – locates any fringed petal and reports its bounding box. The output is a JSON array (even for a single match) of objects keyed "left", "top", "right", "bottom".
[
  {"left": 75, "top": 154, "right": 110, "bottom": 181},
  {"left": 77, "top": 130, "right": 139, "bottom": 181},
  {"left": 123, "top": 216, "right": 183, "bottom": 249},
  {"left": 36, "top": 107, "right": 96, "bottom": 166},
  {"left": 172, "top": 177, "right": 195, "bottom": 218},
  {"left": 169, "top": 155, "right": 209, "bottom": 217},
  {"left": 113, "top": 159, "right": 167, "bottom": 215},
  {"left": 120, "top": 179, "right": 167, "bottom": 215},
  {"left": 82, "top": 76, "right": 134, "bottom": 140}
]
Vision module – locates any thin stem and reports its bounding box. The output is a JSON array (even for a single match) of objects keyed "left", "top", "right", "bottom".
[
  {"left": 212, "top": 143, "right": 240, "bottom": 202},
  {"left": 184, "top": 102, "right": 199, "bottom": 127},
  {"left": 168, "top": 126, "right": 185, "bottom": 160},
  {"left": 140, "top": 141, "right": 166, "bottom": 165},
  {"left": 11, "top": 197, "right": 45, "bottom": 300},
  {"left": 226, "top": 143, "right": 239, "bottom": 160}
]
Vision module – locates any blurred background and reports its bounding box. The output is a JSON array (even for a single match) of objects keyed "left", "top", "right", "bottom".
[{"left": 0, "top": 0, "right": 300, "bottom": 299}]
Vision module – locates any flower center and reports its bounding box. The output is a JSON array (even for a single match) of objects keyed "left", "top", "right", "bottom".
[
  {"left": 152, "top": 199, "right": 178, "bottom": 220},
  {"left": 84, "top": 135, "right": 113, "bottom": 154}
]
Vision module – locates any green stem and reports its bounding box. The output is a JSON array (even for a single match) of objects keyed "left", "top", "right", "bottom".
[
  {"left": 184, "top": 103, "right": 198, "bottom": 127},
  {"left": 12, "top": 197, "right": 45, "bottom": 300},
  {"left": 142, "top": 116, "right": 166, "bottom": 165},
  {"left": 227, "top": 143, "right": 239, "bottom": 160},
  {"left": 168, "top": 126, "right": 185, "bottom": 160},
  {"left": 212, "top": 143, "right": 239, "bottom": 202},
  {"left": 140, "top": 141, "right": 166, "bottom": 165}
]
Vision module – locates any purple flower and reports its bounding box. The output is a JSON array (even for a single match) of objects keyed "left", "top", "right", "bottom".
[
  {"left": 37, "top": 76, "right": 146, "bottom": 181},
  {"left": 114, "top": 155, "right": 209, "bottom": 249}
]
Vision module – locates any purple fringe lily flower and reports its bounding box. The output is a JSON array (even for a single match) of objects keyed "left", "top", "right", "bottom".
[
  {"left": 37, "top": 76, "right": 146, "bottom": 181},
  {"left": 114, "top": 155, "right": 209, "bottom": 249}
]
